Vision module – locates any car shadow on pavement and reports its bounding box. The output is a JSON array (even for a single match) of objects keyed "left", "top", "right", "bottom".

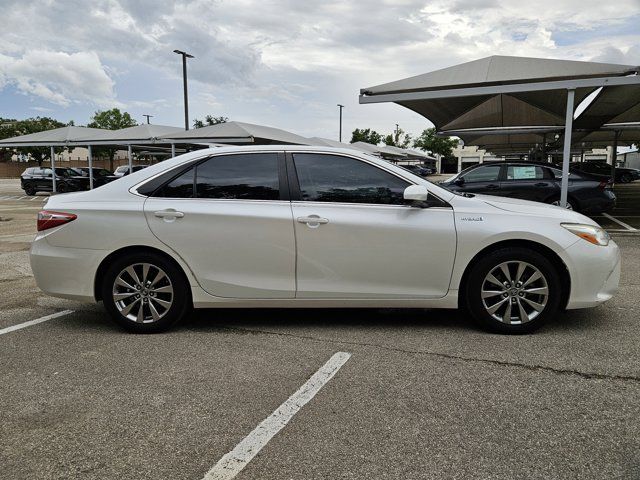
[
  {"left": 51, "top": 303, "right": 606, "bottom": 336},
  {"left": 186, "top": 308, "right": 482, "bottom": 334}
]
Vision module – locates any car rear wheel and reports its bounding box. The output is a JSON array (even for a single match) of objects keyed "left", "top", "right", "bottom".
[
  {"left": 465, "top": 247, "right": 562, "bottom": 334},
  {"left": 101, "top": 252, "right": 191, "bottom": 333},
  {"left": 24, "top": 184, "right": 36, "bottom": 196},
  {"left": 549, "top": 197, "right": 576, "bottom": 211}
]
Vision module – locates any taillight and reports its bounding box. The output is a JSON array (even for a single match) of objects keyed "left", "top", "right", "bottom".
[
  {"left": 37, "top": 210, "right": 77, "bottom": 231},
  {"left": 598, "top": 181, "right": 613, "bottom": 190}
]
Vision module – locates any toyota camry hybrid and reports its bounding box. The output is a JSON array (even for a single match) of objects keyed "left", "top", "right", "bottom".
[{"left": 30, "top": 146, "right": 621, "bottom": 334}]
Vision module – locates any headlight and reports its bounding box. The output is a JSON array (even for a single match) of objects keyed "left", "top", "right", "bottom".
[{"left": 561, "top": 223, "right": 610, "bottom": 246}]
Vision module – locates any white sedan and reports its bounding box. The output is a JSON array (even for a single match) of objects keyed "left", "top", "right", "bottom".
[{"left": 30, "top": 146, "right": 621, "bottom": 334}]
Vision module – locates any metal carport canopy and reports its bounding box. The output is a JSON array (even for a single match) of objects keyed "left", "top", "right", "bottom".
[
  {"left": 359, "top": 55, "right": 640, "bottom": 207},
  {"left": 159, "top": 121, "right": 311, "bottom": 145}
]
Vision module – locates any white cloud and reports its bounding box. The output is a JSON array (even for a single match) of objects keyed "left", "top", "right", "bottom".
[
  {"left": 0, "top": 0, "right": 638, "bottom": 136},
  {"left": 0, "top": 50, "right": 119, "bottom": 107}
]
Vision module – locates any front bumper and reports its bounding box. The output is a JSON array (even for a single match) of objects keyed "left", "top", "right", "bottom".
[{"left": 564, "top": 238, "right": 621, "bottom": 309}]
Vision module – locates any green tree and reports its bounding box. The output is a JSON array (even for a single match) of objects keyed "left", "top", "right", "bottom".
[
  {"left": 193, "top": 115, "right": 228, "bottom": 129},
  {"left": 0, "top": 116, "right": 67, "bottom": 164},
  {"left": 383, "top": 127, "right": 412, "bottom": 148},
  {"left": 412, "top": 128, "right": 458, "bottom": 158},
  {"left": 350, "top": 128, "right": 382, "bottom": 145},
  {"left": 87, "top": 108, "right": 138, "bottom": 170}
]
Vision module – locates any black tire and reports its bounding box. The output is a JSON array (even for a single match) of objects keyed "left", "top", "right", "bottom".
[
  {"left": 24, "top": 184, "right": 36, "bottom": 196},
  {"left": 101, "top": 251, "right": 191, "bottom": 333},
  {"left": 57, "top": 182, "right": 67, "bottom": 193},
  {"left": 619, "top": 173, "right": 631, "bottom": 183},
  {"left": 464, "top": 247, "right": 562, "bottom": 334}
]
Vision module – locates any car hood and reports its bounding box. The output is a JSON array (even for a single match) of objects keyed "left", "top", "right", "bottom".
[{"left": 475, "top": 194, "right": 598, "bottom": 225}]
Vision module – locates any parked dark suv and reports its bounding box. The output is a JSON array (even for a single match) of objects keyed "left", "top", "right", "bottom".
[
  {"left": 70, "top": 167, "right": 119, "bottom": 187},
  {"left": 440, "top": 161, "right": 616, "bottom": 213},
  {"left": 20, "top": 167, "right": 87, "bottom": 195}
]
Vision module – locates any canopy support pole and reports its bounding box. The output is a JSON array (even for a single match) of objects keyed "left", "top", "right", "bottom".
[
  {"left": 560, "top": 89, "right": 575, "bottom": 209},
  {"left": 128, "top": 145, "right": 133, "bottom": 172},
  {"left": 88, "top": 145, "right": 94, "bottom": 190},
  {"left": 610, "top": 130, "right": 620, "bottom": 186},
  {"left": 171, "top": 143, "right": 176, "bottom": 158},
  {"left": 50, "top": 146, "right": 57, "bottom": 193}
]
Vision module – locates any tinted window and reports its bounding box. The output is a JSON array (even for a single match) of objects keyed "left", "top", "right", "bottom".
[
  {"left": 462, "top": 165, "right": 501, "bottom": 183},
  {"left": 43, "top": 168, "right": 52, "bottom": 177},
  {"left": 294, "top": 154, "right": 410, "bottom": 205},
  {"left": 156, "top": 168, "right": 195, "bottom": 198},
  {"left": 154, "top": 154, "right": 280, "bottom": 200},
  {"left": 505, "top": 165, "right": 544, "bottom": 180}
]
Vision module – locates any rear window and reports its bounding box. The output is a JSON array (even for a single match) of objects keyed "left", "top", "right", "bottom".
[{"left": 153, "top": 153, "right": 280, "bottom": 200}]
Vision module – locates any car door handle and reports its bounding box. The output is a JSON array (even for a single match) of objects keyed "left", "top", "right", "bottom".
[
  {"left": 297, "top": 215, "right": 329, "bottom": 227},
  {"left": 534, "top": 182, "right": 549, "bottom": 187},
  {"left": 154, "top": 209, "right": 184, "bottom": 219},
  {"left": 486, "top": 184, "right": 499, "bottom": 190}
]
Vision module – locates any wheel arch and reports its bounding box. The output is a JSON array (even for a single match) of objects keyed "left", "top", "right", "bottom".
[
  {"left": 94, "top": 245, "right": 193, "bottom": 303},
  {"left": 457, "top": 239, "right": 571, "bottom": 311}
]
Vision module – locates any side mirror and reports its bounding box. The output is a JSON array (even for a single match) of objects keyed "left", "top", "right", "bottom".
[
  {"left": 403, "top": 185, "right": 429, "bottom": 205},
  {"left": 454, "top": 177, "right": 465, "bottom": 186}
]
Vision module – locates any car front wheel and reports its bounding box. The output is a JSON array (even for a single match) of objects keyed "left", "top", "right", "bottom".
[
  {"left": 465, "top": 247, "right": 562, "bottom": 334},
  {"left": 101, "top": 252, "right": 191, "bottom": 333},
  {"left": 24, "top": 184, "right": 36, "bottom": 196}
]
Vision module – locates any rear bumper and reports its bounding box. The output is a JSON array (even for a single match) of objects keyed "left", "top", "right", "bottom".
[
  {"left": 564, "top": 239, "right": 621, "bottom": 309},
  {"left": 30, "top": 234, "right": 106, "bottom": 303},
  {"left": 580, "top": 190, "right": 616, "bottom": 214}
]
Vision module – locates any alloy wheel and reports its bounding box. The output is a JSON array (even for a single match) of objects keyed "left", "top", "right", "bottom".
[
  {"left": 481, "top": 261, "right": 549, "bottom": 325},
  {"left": 551, "top": 199, "right": 573, "bottom": 210},
  {"left": 112, "top": 263, "right": 174, "bottom": 323}
]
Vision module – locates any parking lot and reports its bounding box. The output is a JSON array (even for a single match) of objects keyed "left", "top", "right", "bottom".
[{"left": 1, "top": 178, "right": 639, "bottom": 479}]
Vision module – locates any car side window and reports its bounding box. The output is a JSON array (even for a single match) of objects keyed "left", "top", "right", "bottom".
[
  {"left": 196, "top": 153, "right": 279, "bottom": 200},
  {"left": 293, "top": 153, "right": 410, "bottom": 205},
  {"left": 505, "top": 165, "right": 544, "bottom": 180},
  {"left": 461, "top": 165, "right": 501, "bottom": 183},
  {"left": 43, "top": 168, "right": 52, "bottom": 177},
  {"left": 156, "top": 168, "right": 195, "bottom": 198},
  {"left": 153, "top": 153, "right": 280, "bottom": 200}
]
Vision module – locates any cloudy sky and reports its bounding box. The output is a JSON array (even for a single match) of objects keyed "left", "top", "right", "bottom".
[{"left": 1, "top": 0, "right": 639, "bottom": 140}]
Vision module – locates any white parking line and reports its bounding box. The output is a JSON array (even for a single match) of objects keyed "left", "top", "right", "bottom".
[
  {"left": 0, "top": 310, "right": 74, "bottom": 336},
  {"left": 202, "top": 351, "right": 352, "bottom": 480},
  {"left": 602, "top": 213, "right": 638, "bottom": 232}
]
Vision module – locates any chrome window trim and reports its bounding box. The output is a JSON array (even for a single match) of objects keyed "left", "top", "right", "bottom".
[{"left": 129, "top": 148, "right": 450, "bottom": 207}]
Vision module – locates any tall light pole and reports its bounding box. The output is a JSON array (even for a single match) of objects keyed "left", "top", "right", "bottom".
[
  {"left": 173, "top": 49, "right": 194, "bottom": 130},
  {"left": 337, "top": 104, "right": 344, "bottom": 142},
  {"left": 143, "top": 114, "right": 153, "bottom": 124}
]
